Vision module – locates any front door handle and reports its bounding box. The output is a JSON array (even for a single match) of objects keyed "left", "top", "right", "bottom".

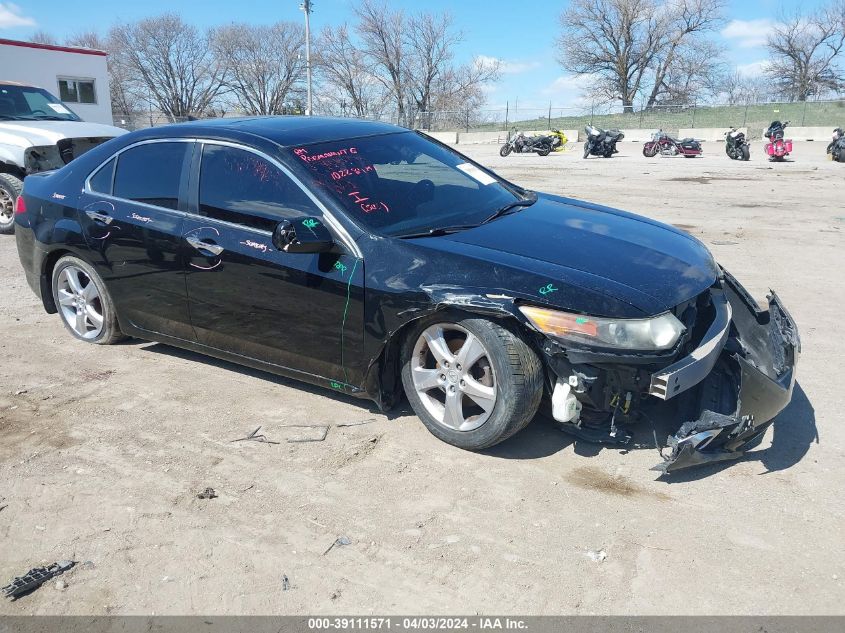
[
  {"left": 85, "top": 209, "right": 113, "bottom": 225},
  {"left": 186, "top": 236, "right": 224, "bottom": 256}
]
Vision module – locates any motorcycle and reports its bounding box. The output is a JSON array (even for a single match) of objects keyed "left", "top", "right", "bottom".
[
  {"left": 827, "top": 127, "right": 844, "bottom": 162},
  {"left": 500, "top": 130, "right": 552, "bottom": 157},
  {"left": 583, "top": 125, "right": 624, "bottom": 158},
  {"left": 725, "top": 127, "right": 751, "bottom": 161},
  {"left": 764, "top": 120, "right": 792, "bottom": 161},
  {"left": 642, "top": 130, "right": 702, "bottom": 158},
  {"left": 549, "top": 129, "right": 568, "bottom": 152}
]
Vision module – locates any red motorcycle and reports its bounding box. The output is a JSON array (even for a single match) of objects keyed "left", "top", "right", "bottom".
[
  {"left": 642, "top": 130, "right": 702, "bottom": 157},
  {"left": 765, "top": 120, "right": 793, "bottom": 161}
]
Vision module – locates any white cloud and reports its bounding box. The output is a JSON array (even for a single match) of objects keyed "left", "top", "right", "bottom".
[
  {"left": 476, "top": 55, "right": 541, "bottom": 74},
  {"left": 0, "top": 3, "right": 35, "bottom": 29},
  {"left": 720, "top": 19, "right": 776, "bottom": 48},
  {"left": 735, "top": 60, "right": 771, "bottom": 77}
]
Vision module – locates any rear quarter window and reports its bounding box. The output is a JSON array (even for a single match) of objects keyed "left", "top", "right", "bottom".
[{"left": 88, "top": 158, "right": 115, "bottom": 195}]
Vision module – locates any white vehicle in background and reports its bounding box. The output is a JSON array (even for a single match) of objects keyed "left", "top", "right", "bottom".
[{"left": 0, "top": 81, "right": 126, "bottom": 234}]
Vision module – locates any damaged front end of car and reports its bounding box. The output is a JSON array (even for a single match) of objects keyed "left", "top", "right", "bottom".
[{"left": 525, "top": 270, "right": 799, "bottom": 474}]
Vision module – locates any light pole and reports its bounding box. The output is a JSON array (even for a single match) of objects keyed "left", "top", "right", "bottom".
[{"left": 300, "top": 0, "right": 313, "bottom": 116}]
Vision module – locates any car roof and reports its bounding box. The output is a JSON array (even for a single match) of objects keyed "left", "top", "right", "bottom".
[{"left": 135, "top": 116, "right": 408, "bottom": 148}]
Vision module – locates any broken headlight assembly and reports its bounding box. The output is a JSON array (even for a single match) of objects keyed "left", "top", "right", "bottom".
[{"left": 519, "top": 305, "right": 685, "bottom": 351}]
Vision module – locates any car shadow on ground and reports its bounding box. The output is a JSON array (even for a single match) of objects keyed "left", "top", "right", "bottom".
[
  {"left": 484, "top": 382, "right": 817, "bottom": 480},
  {"left": 138, "top": 342, "right": 410, "bottom": 421}
]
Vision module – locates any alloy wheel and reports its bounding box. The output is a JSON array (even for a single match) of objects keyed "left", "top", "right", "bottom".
[
  {"left": 410, "top": 324, "right": 497, "bottom": 432},
  {"left": 56, "top": 265, "right": 105, "bottom": 339},
  {"left": 0, "top": 187, "right": 14, "bottom": 229}
]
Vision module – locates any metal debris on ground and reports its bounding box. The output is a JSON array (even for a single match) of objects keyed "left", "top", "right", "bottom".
[
  {"left": 2, "top": 561, "right": 75, "bottom": 600},
  {"left": 282, "top": 574, "right": 290, "bottom": 591},
  {"left": 197, "top": 488, "right": 217, "bottom": 499},
  {"left": 585, "top": 549, "right": 607, "bottom": 563},
  {"left": 284, "top": 425, "right": 330, "bottom": 443},
  {"left": 0, "top": 496, "right": 6, "bottom": 512},
  {"left": 230, "top": 426, "right": 280, "bottom": 444},
  {"left": 323, "top": 535, "right": 352, "bottom": 555},
  {"left": 336, "top": 418, "right": 376, "bottom": 427}
]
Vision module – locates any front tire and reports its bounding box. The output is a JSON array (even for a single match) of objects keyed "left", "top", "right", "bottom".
[
  {"left": 741, "top": 145, "right": 750, "bottom": 161},
  {"left": 583, "top": 142, "right": 591, "bottom": 159},
  {"left": 0, "top": 173, "right": 23, "bottom": 235},
  {"left": 643, "top": 143, "right": 658, "bottom": 157},
  {"left": 52, "top": 256, "right": 125, "bottom": 344},
  {"left": 401, "top": 315, "right": 543, "bottom": 451},
  {"left": 499, "top": 144, "right": 512, "bottom": 157}
]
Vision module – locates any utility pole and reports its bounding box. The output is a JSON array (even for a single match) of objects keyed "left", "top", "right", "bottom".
[{"left": 300, "top": 0, "right": 313, "bottom": 115}]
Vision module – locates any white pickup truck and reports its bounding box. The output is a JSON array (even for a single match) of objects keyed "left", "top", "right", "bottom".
[{"left": 0, "top": 81, "right": 126, "bottom": 234}]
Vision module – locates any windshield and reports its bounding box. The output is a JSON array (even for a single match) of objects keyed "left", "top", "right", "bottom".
[
  {"left": 0, "top": 85, "right": 81, "bottom": 121},
  {"left": 289, "top": 132, "right": 520, "bottom": 237}
]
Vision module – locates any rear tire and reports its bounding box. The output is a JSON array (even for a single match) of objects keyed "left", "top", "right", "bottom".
[
  {"left": 741, "top": 145, "right": 750, "bottom": 161},
  {"left": 400, "top": 314, "right": 543, "bottom": 451},
  {"left": 52, "top": 255, "right": 125, "bottom": 345},
  {"left": 537, "top": 143, "right": 551, "bottom": 157},
  {"left": 0, "top": 173, "right": 23, "bottom": 235},
  {"left": 499, "top": 144, "right": 512, "bottom": 157}
]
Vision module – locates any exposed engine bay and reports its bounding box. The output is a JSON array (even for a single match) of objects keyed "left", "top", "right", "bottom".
[
  {"left": 538, "top": 270, "right": 799, "bottom": 473},
  {"left": 24, "top": 136, "right": 114, "bottom": 174}
]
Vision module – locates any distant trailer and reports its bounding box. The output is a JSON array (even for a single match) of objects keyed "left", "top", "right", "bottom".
[{"left": 0, "top": 38, "right": 112, "bottom": 124}]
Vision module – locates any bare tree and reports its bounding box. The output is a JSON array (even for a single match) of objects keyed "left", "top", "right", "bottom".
[
  {"left": 65, "top": 30, "right": 107, "bottom": 50},
  {"left": 355, "top": 0, "right": 407, "bottom": 122},
  {"left": 315, "top": 24, "right": 384, "bottom": 117},
  {"left": 404, "top": 12, "right": 460, "bottom": 115},
  {"left": 30, "top": 30, "right": 58, "bottom": 44},
  {"left": 212, "top": 22, "right": 305, "bottom": 115},
  {"left": 556, "top": 0, "right": 724, "bottom": 112},
  {"left": 649, "top": 39, "right": 726, "bottom": 105},
  {"left": 110, "top": 13, "right": 223, "bottom": 121},
  {"left": 766, "top": 1, "right": 845, "bottom": 101}
]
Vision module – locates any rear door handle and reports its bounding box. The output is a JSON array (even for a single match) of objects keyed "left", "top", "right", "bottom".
[
  {"left": 186, "top": 236, "right": 224, "bottom": 256},
  {"left": 85, "top": 209, "right": 113, "bottom": 225}
]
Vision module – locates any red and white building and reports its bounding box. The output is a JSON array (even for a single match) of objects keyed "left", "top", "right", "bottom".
[{"left": 0, "top": 38, "right": 113, "bottom": 124}]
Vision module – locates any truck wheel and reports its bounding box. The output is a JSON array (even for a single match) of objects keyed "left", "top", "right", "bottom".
[
  {"left": 401, "top": 315, "right": 543, "bottom": 451},
  {"left": 52, "top": 255, "right": 125, "bottom": 345},
  {"left": 0, "top": 173, "right": 23, "bottom": 235}
]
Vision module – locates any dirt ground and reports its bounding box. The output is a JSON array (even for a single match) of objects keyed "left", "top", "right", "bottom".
[{"left": 1, "top": 140, "right": 843, "bottom": 615}]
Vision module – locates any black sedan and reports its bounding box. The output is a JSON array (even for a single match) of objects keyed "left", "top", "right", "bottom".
[{"left": 13, "top": 117, "right": 799, "bottom": 473}]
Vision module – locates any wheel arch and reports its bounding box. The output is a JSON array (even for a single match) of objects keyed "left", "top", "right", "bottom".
[
  {"left": 363, "top": 297, "right": 545, "bottom": 412},
  {"left": 40, "top": 248, "right": 85, "bottom": 313}
]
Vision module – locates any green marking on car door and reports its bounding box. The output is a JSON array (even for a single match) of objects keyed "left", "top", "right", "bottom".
[{"left": 339, "top": 258, "right": 360, "bottom": 385}]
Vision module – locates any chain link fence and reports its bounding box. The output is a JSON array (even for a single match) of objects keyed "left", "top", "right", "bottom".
[{"left": 114, "top": 99, "right": 845, "bottom": 140}]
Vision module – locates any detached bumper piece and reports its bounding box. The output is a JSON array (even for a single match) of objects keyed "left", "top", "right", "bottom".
[{"left": 653, "top": 274, "right": 799, "bottom": 473}]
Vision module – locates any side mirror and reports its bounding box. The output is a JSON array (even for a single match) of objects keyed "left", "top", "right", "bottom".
[{"left": 272, "top": 217, "right": 334, "bottom": 254}]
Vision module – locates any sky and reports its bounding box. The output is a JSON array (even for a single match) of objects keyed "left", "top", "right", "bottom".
[{"left": 0, "top": 0, "right": 829, "bottom": 111}]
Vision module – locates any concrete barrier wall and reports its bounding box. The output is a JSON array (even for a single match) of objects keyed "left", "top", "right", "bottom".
[
  {"left": 679, "top": 128, "right": 747, "bottom": 142},
  {"left": 618, "top": 129, "right": 658, "bottom": 142},
  {"left": 457, "top": 131, "right": 507, "bottom": 144},
  {"left": 418, "top": 130, "right": 458, "bottom": 144},
  {"left": 759, "top": 126, "right": 834, "bottom": 141}
]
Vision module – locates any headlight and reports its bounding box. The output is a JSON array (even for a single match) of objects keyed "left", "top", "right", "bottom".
[{"left": 519, "top": 305, "right": 685, "bottom": 351}]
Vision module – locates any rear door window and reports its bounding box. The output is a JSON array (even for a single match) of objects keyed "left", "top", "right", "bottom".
[
  {"left": 198, "top": 144, "right": 319, "bottom": 232},
  {"left": 113, "top": 142, "right": 188, "bottom": 210}
]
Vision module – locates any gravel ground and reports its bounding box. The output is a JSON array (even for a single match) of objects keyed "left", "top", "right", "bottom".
[{"left": 0, "top": 140, "right": 843, "bottom": 615}]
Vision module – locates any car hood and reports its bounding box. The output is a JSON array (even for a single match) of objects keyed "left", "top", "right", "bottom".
[
  {"left": 0, "top": 120, "right": 126, "bottom": 148},
  {"left": 413, "top": 194, "right": 718, "bottom": 316}
]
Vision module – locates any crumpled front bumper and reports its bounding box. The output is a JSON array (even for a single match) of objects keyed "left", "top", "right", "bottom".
[{"left": 653, "top": 272, "right": 800, "bottom": 473}]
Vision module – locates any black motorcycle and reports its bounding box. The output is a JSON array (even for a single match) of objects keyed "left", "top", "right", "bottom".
[
  {"left": 500, "top": 130, "right": 552, "bottom": 157},
  {"left": 827, "top": 127, "right": 844, "bottom": 162},
  {"left": 583, "top": 125, "right": 624, "bottom": 158},
  {"left": 725, "top": 127, "right": 751, "bottom": 161}
]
